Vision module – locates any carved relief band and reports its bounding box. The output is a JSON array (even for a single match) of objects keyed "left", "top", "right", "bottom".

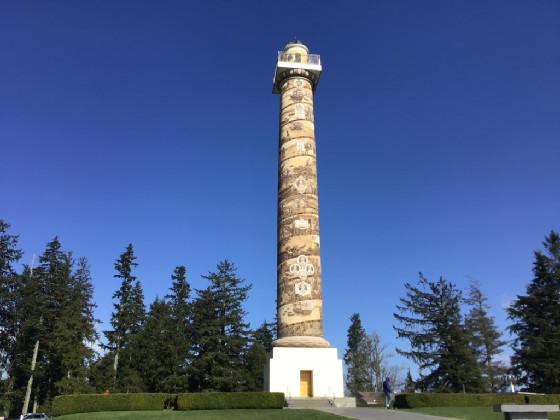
[{"left": 275, "top": 70, "right": 329, "bottom": 348}]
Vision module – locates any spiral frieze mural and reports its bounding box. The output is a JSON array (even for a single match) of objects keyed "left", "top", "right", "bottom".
[{"left": 275, "top": 75, "right": 329, "bottom": 348}]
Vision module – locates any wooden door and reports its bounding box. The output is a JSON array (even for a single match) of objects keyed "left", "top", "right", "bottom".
[{"left": 300, "top": 370, "right": 313, "bottom": 397}]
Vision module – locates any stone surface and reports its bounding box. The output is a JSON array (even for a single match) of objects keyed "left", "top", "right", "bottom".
[
  {"left": 274, "top": 41, "right": 326, "bottom": 348},
  {"left": 358, "top": 391, "right": 386, "bottom": 405},
  {"left": 273, "top": 335, "right": 330, "bottom": 348},
  {"left": 314, "top": 407, "right": 454, "bottom": 420},
  {"left": 333, "top": 397, "right": 357, "bottom": 408},
  {"left": 285, "top": 396, "right": 356, "bottom": 408},
  {"left": 265, "top": 347, "right": 344, "bottom": 398},
  {"left": 267, "top": 39, "right": 343, "bottom": 404},
  {"left": 493, "top": 404, "right": 559, "bottom": 420},
  {"left": 495, "top": 404, "right": 559, "bottom": 412},
  {"left": 286, "top": 397, "right": 332, "bottom": 409}
]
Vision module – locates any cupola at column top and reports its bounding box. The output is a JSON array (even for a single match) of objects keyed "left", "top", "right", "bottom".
[
  {"left": 273, "top": 39, "right": 322, "bottom": 93},
  {"left": 283, "top": 39, "right": 309, "bottom": 55}
]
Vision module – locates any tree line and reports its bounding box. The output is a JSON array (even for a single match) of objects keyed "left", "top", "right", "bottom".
[
  {"left": 344, "top": 231, "right": 560, "bottom": 396},
  {"left": 0, "top": 219, "right": 274, "bottom": 417},
  {"left": 2, "top": 218, "right": 559, "bottom": 414}
]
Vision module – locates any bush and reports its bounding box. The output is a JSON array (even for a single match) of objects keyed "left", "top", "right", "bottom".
[
  {"left": 176, "top": 392, "right": 285, "bottom": 410},
  {"left": 52, "top": 391, "right": 285, "bottom": 415},
  {"left": 526, "top": 394, "right": 560, "bottom": 404},
  {"left": 394, "top": 393, "right": 527, "bottom": 408},
  {"left": 52, "top": 393, "right": 176, "bottom": 416}
]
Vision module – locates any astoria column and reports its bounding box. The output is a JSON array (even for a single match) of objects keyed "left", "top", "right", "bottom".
[
  {"left": 266, "top": 40, "right": 344, "bottom": 399},
  {"left": 273, "top": 40, "right": 329, "bottom": 349}
]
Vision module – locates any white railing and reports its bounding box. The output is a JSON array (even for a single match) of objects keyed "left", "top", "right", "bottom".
[{"left": 277, "top": 52, "right": 321, "bottom": 66}]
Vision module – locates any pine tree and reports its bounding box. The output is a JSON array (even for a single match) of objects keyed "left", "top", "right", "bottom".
[
  {"left": 394, "top": 273, "right": 483, "bottom": 392},
  {"left": 10, "top": 238, "right": 76, "bottom": 410},
  {"left": 0, "top": 220, "right": 23, "bottom": 371},
  {"left": 9, "top": 264, "right": 43, "bottom": 416},
  {"left": 54, "top": 257, "right": 98, "bottom": 394},
  {"left": 465, "top": 281, "right": 506, "bottom": 392},
  {"left": 245, "top": 320, "right": 275, "bottom": 391},
  {"left": 88, "top": 354, "right": 114, "bottom": 393},
  {"left": 163, "top": 265, "right": 192, "bottom": 391},
  {"left": 5, "top": 237, "right": 97, "bottom": 414},
  {"left": 104, "top": 244, "right": 145, "bottom": 392},
  {"left": 0, "top": 220, "right": 23, "bottom": 415},
  {"left": 136, "top": 298, "right": 178, "bottom": 392},
  {"left": 344, "top": 313, "right": 372, "bottom": 396},
  {"left": 508, "top": 231, "right": 560, "bottom": 392},
  {"left": 253, "top": 320, "right": 275, "bottom": 353},
  {"left": 190, "top": 260, "right": 251, "bottom": 392},
  {"left": 166, "top": 266, "right": 191, "bottom": 324},
  {"left": 404, "top": 370, "right": 416, "bottom": 393},
  {"left": 35, "top": 237, "right": 74, "bottom": 402},
  {"left": 189, "top": 286, "right": 215, "bottom": 391}
]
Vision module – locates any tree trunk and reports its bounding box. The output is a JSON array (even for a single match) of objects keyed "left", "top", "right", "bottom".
[{"left": 22, "top": 339, "right": 39, "bottom": 415}]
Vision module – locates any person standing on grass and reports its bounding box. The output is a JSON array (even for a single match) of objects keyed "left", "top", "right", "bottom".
[{"left": 383, "top": 377, "right": 393, "bottom": 408}]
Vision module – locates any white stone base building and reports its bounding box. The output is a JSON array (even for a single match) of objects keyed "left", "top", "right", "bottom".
[{"left": 265, "top": 347, "right": 344, "bottom": 398}]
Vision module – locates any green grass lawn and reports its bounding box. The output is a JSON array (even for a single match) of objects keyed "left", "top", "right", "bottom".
[
  {"left": 56, "top": 409, "right": 348, "bottom": 420},
  {"left": 408, "top": 406, "right": 560, "bottom": 420}
]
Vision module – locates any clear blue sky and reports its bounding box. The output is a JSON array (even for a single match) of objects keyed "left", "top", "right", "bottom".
[{"left": 2, "top": 1, "right": 559, "bottom": 373}]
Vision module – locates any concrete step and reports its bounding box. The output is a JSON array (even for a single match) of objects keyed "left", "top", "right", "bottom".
[
  {"left": 333, "top": 397, "right": 357, "bottom": 408},
  {"left": 287, "top": 397, "right": 333, "bottom": 409}
]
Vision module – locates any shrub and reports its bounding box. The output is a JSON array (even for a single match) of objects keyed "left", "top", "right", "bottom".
[
  {"left": 394, "top": 393, "right": 527, "bottom": 408},
  {"left": 176, "top": 392, "right": 285, "bottom": 410},
  {"left": 526, "top": 394, "right": 560, "bottom": 404},
  {"left": 52, "top": 393, "right": 176, "bottom": 416}
]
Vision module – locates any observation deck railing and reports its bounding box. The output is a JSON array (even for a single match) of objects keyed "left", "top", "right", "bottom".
[{"left": 277, "top": 52, "right": 321, "bottom": 66}]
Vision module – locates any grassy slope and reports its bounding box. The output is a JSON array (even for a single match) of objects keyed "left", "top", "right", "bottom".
[
  {"left": 409, "top": 407, "right": 560, "bottom": 420},
  {"left": 56, "top": 409, "right": 348, "bottom": 420}
]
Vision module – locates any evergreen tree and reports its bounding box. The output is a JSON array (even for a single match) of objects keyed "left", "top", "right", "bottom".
[
  {"left": 163, "top": 266, "right": 192, "bottom": 391},
  {"left": 394, "top": 273, "right": 483, "bottom": 392},
  {"left": 131, "top": 280, "right": 145, "bottom": 335},
  {"left": 0, "top": 220, "right": 23, "bottom": 370},
  {"left": 54, "top": 257, "right": 98, "bottom": 394},
  {"left": 10, "top": 238, "right": 93, "bottom": 410},
  {"left": 34, "top": 237, "right": 74, "bottom": 403},
  {"left": 508, "top": 231, "right": 560, "bottom": 392},
  {"left": 253, "top": 320, "right": 275, "bottom": 353},
  {"left": 190, "top": 260, "right": 251, "bottom": 392},
  {"left": 464, "top": 281, "right": 506, "bottom": 392},
  {"left": 344, "top": 313, "right": 371, "bottom": 396},
  {"left": 166, "top": 266, "right": 191, "bottom": 324},
  {"left": 0, "top": 220, "right": 23, "bottom": 415},
  {"left": 9, "top": 264, "right": 43, "bottom": 415},
  {"left": 88, "top": 353, "right": 114, "bottom": 394},
  {"left": 136, "top": 298, "right": 177, "bottom": 392},
  {"left": 404, "top": 370, "right": 416, "bottom": 393},
  {"left": 0, "top": 220, "right": 22, "bottom": 276},
  {"left": 104, "top": 244, "right": 145, "bottom": 392},
  {"left": 245, "top": 321, "right": 275, "bottom": 391}
]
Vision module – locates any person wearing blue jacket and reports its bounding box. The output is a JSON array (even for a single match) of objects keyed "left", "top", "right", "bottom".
[{"left": 383, "top": 377, "right": 393, "bottom": 408}]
